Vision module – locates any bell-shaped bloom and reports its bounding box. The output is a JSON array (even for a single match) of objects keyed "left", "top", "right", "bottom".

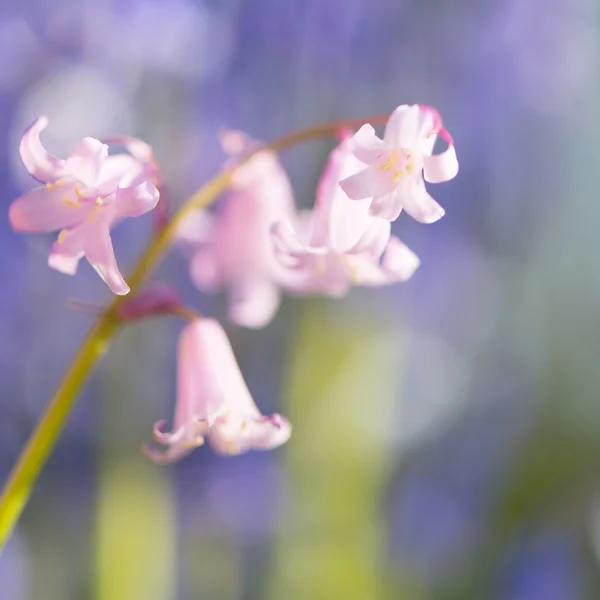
[
  {"left": 9, "top": 117, "right": 160, "bottom": 294},
  {"left": 178, "top": 130, "right": 298, "bottom": 328},
  {"left": 147, "top": 318, "right": 291, "bottom": 464},
  {"left": 339, "top": 104, "right": 458, "bottom": 222},
  {"left": 271, "top": 135, "right": 420, "bottom": 297}
]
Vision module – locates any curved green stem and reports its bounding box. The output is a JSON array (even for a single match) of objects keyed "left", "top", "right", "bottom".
[{"left": 0, "top": 114, "right": 387, "bottom": 550}]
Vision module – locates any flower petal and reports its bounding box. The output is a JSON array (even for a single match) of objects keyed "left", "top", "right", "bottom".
[
  {"left": 9, "top": 182, "right": 91, "bottom": 233},
  {"left": 64, "top": 137, "right": 108, "bottom": 188},
  {"left": 228, "top": 280, "right": 280, "bottom": 329},
  {"left": 347, "top": 124, "right": 387, "bottom": 164},
  {"left": 176, "top": 210, "right": 214, "bottom": 247},
  {"left": 152, "top": 420, "right": 187, "bottom": 446},
  {"left": 345, "top": 236, "right": 419, "bottom": 286},
  {"left": 82, "top": 213, "right": 130, "bottom": 295},
  {"left": 96, "top": 154, "right": 143, "bottom": 193},
  {"left": 382, "top": 236, "right": 420, "bottom": 280},
  {"left": 48, "top": 226, "right": 86, "bottom": 275},
  {"left": 423, "top": 145, "right": 459, "bottom": 184},
  {"left": 369, "top": 189, "right": 404, "bottom": 221},
  {"left": 399, "top": 184, "right": 445, "bottom": 224},
  {"left": 349, "top": 218, "right": 391, "bottom": 258},
  {"left": 190, "top": 247, "right": 221, "bottom": 291},
  {"left": 318, "top": 139, "right": 376, "bottom": 253},
  {"left": 144, "top": 439, "right": 199, "bottom": 465},
  {"left": 383, "top": 104, "right": 421, "bottom": 147},
  {"left": 339, "top": 165, "right": 395, "bottom": 201},
  {"left": 19, "top": 116, "right": 65, "bottom": 183},
  {"left": 115, "top": 180, "right": 160, "bottom": 217},
  {"left": 209, "top": 413, "right": 292, "bottom": 455}
]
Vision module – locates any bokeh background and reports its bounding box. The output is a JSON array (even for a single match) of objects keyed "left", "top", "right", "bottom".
[{"left": 1, "top": 0, "right": 600, "bottom": 598}]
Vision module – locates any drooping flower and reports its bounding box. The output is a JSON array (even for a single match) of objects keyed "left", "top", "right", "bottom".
[
  {"left": 9, "top": 117, "right": 160, "bottom": 295},
  {"left": 271, "top": 134, "right": 420, "bottom": 297},
  {"left": 339, "top": 104, "right": 459, "bottom": 222},
  {"left": 178, "top": 130, "right": 298, "bottom": 328},
  {"left": 147, "top": 318, "right": 291, "bottom": 464}
]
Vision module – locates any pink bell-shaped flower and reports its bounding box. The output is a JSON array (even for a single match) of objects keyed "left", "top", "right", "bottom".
[
  {"left": 178, "top": 130, "right": 298, "bottom": 328},
  {"left": 339, "top": 104, "right": 458, "bottom": 222},
  {"left": 147, "top": 318, "right": 291, "bottom": 464},
  {"left": 9, "top": 117, "right": 160, "bottom": 295},
  {"left": 271, "top": 134, "right": 420, "bottom": 296}
]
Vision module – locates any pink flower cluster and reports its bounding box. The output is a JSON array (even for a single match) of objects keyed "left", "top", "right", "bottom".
[
  {"left": 10, "top": 117, "right": 160, "bottom": 295},
  {"left": 183, "top": 104, "right": 457, "bottom": 320},
  {"left": 9, "top": 105, "right": 457, "bottom": 463}
]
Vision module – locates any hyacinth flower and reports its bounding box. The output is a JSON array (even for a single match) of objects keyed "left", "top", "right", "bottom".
[
  {"left": 147, "top": 318, "right": 291, "bottom": 464},
  {"left": 271, "top": 135, "right": 420, "bottom": 297},
  {"left": 9, "top": 116, "right": 160, "bottom": 295},
  {"left": 178, "top": 130, "right": 299, "bottom": 328},
  {"left": 0, "top": 105, "right": 461, "bottom": 550},
  {"left": 339, "top": 104, "right": 459, "bottom": 222}
]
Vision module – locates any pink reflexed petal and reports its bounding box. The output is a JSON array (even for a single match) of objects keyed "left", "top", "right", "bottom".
[
  {"left": 9, "top": 183, "right": 91, "bottom": 232},
  {"left": 48, "top": 225, "right": 86, "bottom": 275},
  {"left": 383, "top": 104, "right": 421, "bottom": 148},
  {"left": 344, "top": 237, "right": 419, "bottom": 286},
  {"left": 176, "top": 210, "right": 213, "bottom": 246},
  {"left": 422, "top": 145, "right": 459, "bottom": 184},
  {"left": 144, "top": 441, "right": 197, "bottom": 465},
  {"left": 190, "top": 248, "right": 220, "bottom": 291},
  {"left": 186, "top": 319, "right": 255, "bottom": 416},
  {"left": 219, "top": 129, "right": 254, "bottom": 156},
  {"left": 347, "top": 124, "right": 387, "bottom": 164},
  {"left": 96, "top": 155, "right": 142, "bottom": 193},
  {"left": 83, "top": 215, "right": 130, "bottom": 295},
  {"left": 19, "top": 117, "right": 65, "bottom": 183},
  {"left": 152, "top": 420, "right": 186, "bottom": 445},
  {"left": 208, "top": 413, "right": 292, "bottom": 455},
  {"left": 415, "top": 104, "right": 440, "bottom": 138},
  {"left": 349, "top": 218, "right": 391, "bottom": 258},
  {"left": 229, "top": 280, "right": 280, "bottom": 329},
  {"left": 400, "top": 184, "right": 445, "bottom": 224},
  {"left": 329, "top": 195, "right": 374, "bottom": 254},
  {"left": 382, "top": 236, "right": 420, "bottom": 280},
  {"left": 339, "top": 165, "right": 395, "bottom": 201},
  {"left": 115, "top": 181, "right": 160, "bottom": 217},
  {"left": 271, "top": 220, "right": 328, "bottom": 272},
  {"left": 100, "top": 136, "right": 162, "bottom": 186},
  {"left": 64, "top": 138, "right": 108, "bottom": 188},
  {"left": 317, "top": 140, "right": 375, "bottom": 253},
  {"left": 369, "top": 189, "right": 404, "bottom": 221},
  {"left": 176, "top": 321, "right": 227, "bottom": 430}
]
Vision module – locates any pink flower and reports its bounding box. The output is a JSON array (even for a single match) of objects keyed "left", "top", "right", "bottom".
[
  {"left": 9, "top": 117, "right": 160, "bottom": 295},
  {"left": 178, "top": 130, "right": 298, "bottom": 328},
  {"left": 147, "top": 318, "right": 291, "bottom": 464},
  {"left": 339, "top": 104, "right": 459, "bottom": 222},
  {"left": 271, "top": 135, "right": 420, "bottom": 296}
]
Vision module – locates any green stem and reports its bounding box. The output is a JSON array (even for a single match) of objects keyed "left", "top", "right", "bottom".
[{"left": 0, "top": 113, "right": 387, "bottom": 550}]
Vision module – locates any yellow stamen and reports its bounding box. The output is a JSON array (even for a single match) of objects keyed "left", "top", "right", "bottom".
[
  {"left": 181, "top": 436, "right": 205, "bottom": 449},
  {"left": 74, "top": 184, "right": 85, "bottom": 198},
  {"left": 61, "top": 197, "right": 79, "bottom": 208},
  {"left": 45, "top": 179, "right": 64, "bottom": 191},
  {"left": 339, "top": 255, "right": 360, "bottom": 283},
  {"left": 87, "top": 206, "right": 102, "bottom": 222},
  {"left": 392, "top": 169, "right": 404, "bottom": 184},
  {"left": 380, "top": 149, "right": 401, "bottom": 171},
  {"left": 57, "top": 229, "right": 68, "bottom": 244}
]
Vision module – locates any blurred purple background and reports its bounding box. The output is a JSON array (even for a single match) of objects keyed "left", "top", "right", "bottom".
[{"left": 1, "top": 1, "right": 600, "bottom": 599}]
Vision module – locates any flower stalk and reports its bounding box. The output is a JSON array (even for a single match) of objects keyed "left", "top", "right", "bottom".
[{"left": 0, "top": 114, "right": 388, "bottom": 550}]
